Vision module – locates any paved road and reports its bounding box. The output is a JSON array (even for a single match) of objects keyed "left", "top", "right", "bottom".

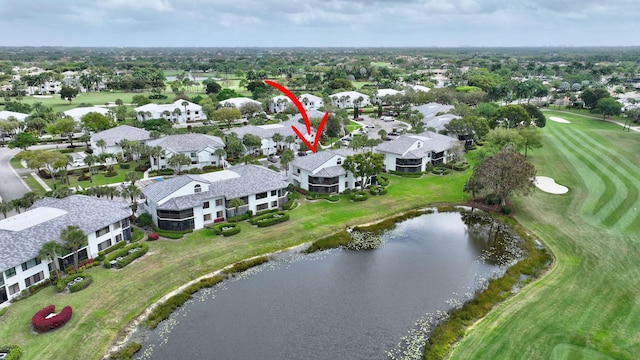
[{"left": 0, "top": 147, "right": 31, "bottom": 201}]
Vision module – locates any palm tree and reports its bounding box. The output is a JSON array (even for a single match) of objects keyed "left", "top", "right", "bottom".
[
  {"left": 149, "top": 146, "right": 165, "bottom": 173},
  {"left": 213, "top": 148, "right": 227, "bottom": 167},
  {"left": 60, "top": 225, "right": 88, "bottom": 272},
  {"left": 182, "top": 101, "right": 189, "bottom": 117},
  {"left": 11, "top": 198, "right": 23, "bottom": 214},
  {"left": 96, "top": 138, "right": 107, "bottom": 154},
  {"left": 378, "top": 129, "right": 387, "bottom": 141},
  {"left": 280, "top": 149, "right": 294, "bottom": 175},
  {"left": 272, "top": 133, "right": 283, "bottom": 151},
  {"left": 228, "top": 198, "right": 245, "bottom": 222},
  {"left": 0, "top": 200, "right": 12, "bottom": 218},
  {"left": 285, "top": 135, "right": 296, "bottom": 150},
  {"left": 172, "top": 108, "right": 182, "bottom": 123},
  {"left": 125, "top": 171, "right": 141, "bottom": 186},
  {"left": 38, "top": 241, "right": 63, "bottom": 279},
  {"left": 84, "top": 154, "right": 96, "bottom": 183},
  {"left": 121, "top": 183, "right": 142, "bottom": 213}
]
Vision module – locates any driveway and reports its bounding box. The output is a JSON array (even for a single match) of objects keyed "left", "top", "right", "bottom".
[{"left": 0, "top": 147, "right": 31, "bottom": 201}]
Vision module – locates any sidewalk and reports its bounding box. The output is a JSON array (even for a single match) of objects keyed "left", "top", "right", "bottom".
[{"left": 31, "top": 172, "right": 52, "bottom": 192}]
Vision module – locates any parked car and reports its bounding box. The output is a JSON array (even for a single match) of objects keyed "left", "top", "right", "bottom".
[
  {"left": 365, "top": 124, "right": 375, "bottom": 128},
  {"left": 297, "top": 151, "right": 308, "bottom": 156},
  {"left": 267, "top": 155, "right": 279, "bottom": 163},
  {"left": 388, "top": 132, "right": 400, "bottom": 136}
]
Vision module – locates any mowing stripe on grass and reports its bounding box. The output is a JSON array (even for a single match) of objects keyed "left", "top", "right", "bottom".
[
  {"left": 553, "top": 124, "right": 640, "bottom": 231},
  {"left": 548, "top": 125, "right": 624, "bottom": 227},
  {"left": 566, "top": 128, "right": 640, "bottom": 231}
]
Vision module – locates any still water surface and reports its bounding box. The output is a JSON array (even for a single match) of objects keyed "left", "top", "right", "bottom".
[{"left": 135, "top": 210, "right": 519, "bottom": 360}]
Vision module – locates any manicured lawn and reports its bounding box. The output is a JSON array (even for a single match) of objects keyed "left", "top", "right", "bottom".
[
  {"left": 0, "top": 171, "right": 469, "bottom": 360},
  {"left": 42, "top": 162, "right": 143, "bottom": 189},
  {"left": 10, "top": 157, "right": 23, "bottom": 169},
  {"left": 449, "top": 110, "right": 640, "bottom": 359},
  {"left": 22, "top": 174, "right": 47, "bottom": 195}
]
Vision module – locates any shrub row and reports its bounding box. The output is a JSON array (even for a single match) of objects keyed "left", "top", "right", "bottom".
[
  {"left": 56, "top": 273, "right": 92, "bottom": 293},
  {"left": 9, "top": 279, "right": 52, "bottom": 303},
  {"left": 202, "top": 165, "right": 223, "bottom": 172},
  {"left": 350, "top": 191, "right": 369, "bottom": 202},
  {"left": 130, "top": 228, "right": 144, "bottom": 242},
  {"left": 104, "top": 171, "right": 119, "bottom": 177},
  {"left": 109, "top": 342, "right": 141, "bottom": 360},
  {"left": 369, "top": 185, "right": 388, "bottom": 196},
  {"left": 145, "top": 274, "right": 226, "bottom": 329},
  {"left": 98, "top": 241, "right": 126, "bottom": 257},
  {"left": 118, "top": 163, "right": 131, "bottom": 169},
  {"left": 65, "top": 258, "right": 100, "bottom": 274},
  {"left": 226, "top": 211, "right": 252, "bottom": 223},
  {"left": 104, "top": 243, "right": 148, "bottom": 269},
  {"left": 149, "top": 169, "right": 175, "bottom": 176},
  {"left": 211, "top": 223, "right": 241, "bottom": 236},
  {"left": 32, "top": 305, "right": 73, "bottom": 333},
  {"left": 306, "top": 192, "right": 340, "bottom": 202},
  {"left": 152, "top": 226, "right": 193, "bottom": 239},
  {"left": 431, "top": 167, "right": 451, "bottom": 175},
  {"left": 281, "top": 198, "right": 296, "bottom": 210},
  {"left": 249, "top": 211, "right": 289, "bottom": 227},
  {"left": 0, "top": 344, "right": 23, "bottom": 360}
]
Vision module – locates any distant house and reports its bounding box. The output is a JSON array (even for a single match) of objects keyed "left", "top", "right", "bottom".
[
  {"left": 0, "top": 196, "right": 132, "bottom": 304},
  {"left": 289, "top": 149, "right": 363, "bottom": 193},
  {"left": 134, "top": 100, "right": 206, "bottom": 124},
  {"left": 373, "top": 89, "right": 402, "bottom": 104},
  {"left": 330, "top": 91, "right": 371, "bottom": 109},
  {"left": 146, "top": 134, "right": 225, "bottom": 170},
  {"left": 219, "top": 97, "right": 262, "bottom": 110},
  {"left": 268, "top": 95, "right": 292, "bottom": 113},
  {"left": 409, "top": 84, "right": 431, "bottom": 93},
  {"left": 140, "top": 165, "right": 290, "bottom": 231},
  {"left": 411, "top": 102, "right": 459, "bottom": 132},
  {"left": 63, "top": 107, "right": 111, "bottom": 123},
  {"left": 0, "top": 110, "right": 29, "bottom": 123},
  {"left": 90, "top": 125, "right": 151, "bottom": 156},
  {"left": 227, "top": 119, "right": 312, "bottom": 156},
  {"left": 375, "top": 131, "right": 460, "bottom": 172},
  {"left": 299, "top": 94, "right": 324, "bottom": 110}
]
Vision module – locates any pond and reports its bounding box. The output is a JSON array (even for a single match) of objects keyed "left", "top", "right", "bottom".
[{"left": 133, "top": 209, "right": 523, "bottom": 360}]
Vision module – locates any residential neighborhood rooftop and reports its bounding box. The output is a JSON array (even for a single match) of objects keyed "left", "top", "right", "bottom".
[
  {"left": 290, "top": 149, "right": 354, "bottom": 172},
  {"left": 375, "top": 131, "right": 459, "bottom": 156},
  {"left": 146, "top": 133, "right": 224, "bottom": 153},
  {"left": 0, "top": 196, "right": 131, "bottom": 271},
  {"left": 91, "top": 125, "right": 151, "bottom": 147},
  {"left": 0, "top": 110, "right": 29, "bottom": 121}
]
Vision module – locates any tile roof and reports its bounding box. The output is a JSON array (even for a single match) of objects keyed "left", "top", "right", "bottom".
[
  {"left": 91, "top": 125, "right": 150, "bottom": 147},
  {"left": 0, "top": 196, "right": 131, "bottom": 271},
  {"left": 146, "top": 134, "right": 225, "bottom": 153}
]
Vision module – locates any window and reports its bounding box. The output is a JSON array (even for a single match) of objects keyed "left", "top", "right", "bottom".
[
  {"left": 216, "top": 211, "right": 223, "bottom": 218},
  {"left": 203, "top": 201, "right": 210, "bottom": 209},
  {"left": 194, "top": 184, "right": 202, "bottom": 193},
  {"left": 4, "top": 268, "right": 16, "bottom": 279},
  {"left": 190, "top": 152, "right": 197, "bottom": 158},
  {"left": 121, "top": 218, "right": 130, "bottom": 228},
  {"left": 8, "top": 283, "right": 19, "bottom": 295},
  {"left": 98, "top": 239, "right": 112, "bottom": 251},
  {"left": 297, "top": 169, "right": 300, "bottom": 174},
  {"left": 113, "top": 221, "right": 121, "bottom": 230},
  {"left": 257, "top": 203, "right": 268, "bottom": 211},
  {"left": 115, "top": 234, "right": 123, "bottom": 243},
  {"left": 0, "top": 275, "right": 4, "bottom": 286},
  {"left": 337, "top": 158, "right": 342, "bottom": 165},
  {"left": 345, "top": 181, "right": 348, "bottom": 188},
  {"left": 21, "top": 258, "right": 41, "bottom": 272},
  {"left": 215, "top": 199, "right": 223, "bottom": 207},
  {"left": 96, "top": 226, "right": 110, "bottom": 237},
  {"left": 271, "top": 190, "right": 277, "bottom": 196},
  {"left": 256, "top": 192, "right": 267, "bottom": 200},
  {"left": 204, "top": 214, "right": 212, "bottom": 221},
  {"left": 271, "top": 201, "right": 278, "bottom": 207},
  {"left": 25, "top": 271, "right": 44, "bottom": 287}
]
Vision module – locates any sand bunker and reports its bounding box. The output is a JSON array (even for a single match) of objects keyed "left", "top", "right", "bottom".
[
  {"left": 535, "top": 176, "right": 569, "bottom": 194},
  {"left": 32, "top": 95, "right": 53, "bottom": 98},
  {"left": 549, "top": 116, "right": 570, "bottom": 124}
]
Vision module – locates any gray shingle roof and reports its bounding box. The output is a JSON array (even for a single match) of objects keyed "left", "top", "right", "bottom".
[
  {"left": 0, "top": 196, "right": 131, "bottom": 271},
  {"left": 315, "top": 165, "right": 346, "bottom": 177},
  {"left": 146, "top": 134, "right": 224, "bottom": 153},
  {"left": 290, "top": 149, "right": 354, "bottom": 172},
  {"left": 412, "top": 103, "right": 454, "bottom": 119},
  {"left": 142, "top": 165, "right": 289, "bottom": 211},
  {"left": 375, "top": 131, "right": 459, "bottom": 156},
  {"left": 226, "top": 120, "right": 307, "bottom": 139},
  {"left": 91, "top": 125, "right": 151, "bottom": 147}
]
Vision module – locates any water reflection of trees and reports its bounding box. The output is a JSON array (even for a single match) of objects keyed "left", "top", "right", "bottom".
[{"left": 461, "top": 211, "right": 524, "bottom": 266}]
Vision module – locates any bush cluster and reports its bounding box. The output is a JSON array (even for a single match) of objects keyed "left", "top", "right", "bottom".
[
  {"left": 376, "top": 175, "right": 390, "bottom": 187},
  {"left": 0, "top": 344, "right": 23, "bottom": 360},
  {"left": 56, "top": 273, "right": 92, "bottom": 293},
  {"left": 130, "top": 228, "right": 144, "bottom": 242},
  {"left": 149, "top": 169, "right": 175, "bottom": 176},
  {"left": 249, "top": 211, "right": 289, "bottom": 227},
  {"left": 431, "top": 167, "right": 450, "bottom": 175},
  {"left": 368, "top": 185, "right": 388, "bottom": 196},
  {"left": 109, "top": 342, "right": 141, "bottom": 360},
  {"left": 98, "top": 241, "right": 126, "bottom": 257},
  {"left": 146, "top": 232, "right": 159, "bottom": 241},
  {"left": 32, "top": 305, "right": 73, "bottom": 333},
  {"left": 306, "top": 192, "right": 340, "bottom": 202},
  {"left": 152, "top": 226, "right": 193, "bottom": 239},
  {"left": 188, "top": 168, "right": 203, "bottom": 174},
  {"left": 226, "top": 211, "right": 252, "bottom": 223},
  {"left": 350, "top": 191, "right": 369, "bottom": 202},
  {"left": 104, "top": 243, "right": 148, "bottom": 269},
  {"left": 211, "top": 223, "right": 241, "bottom": 237},
  {"left": 119, "top": 163, "right": 131, "bottom": 170},
  {"left": 485, "top": 193, "right": 502, "bottom": 205},
  {"left": 388, "top": 170, "right": 423, "bottom": 178},
  {"left": 78, "top": 174, "right": 91, "bottom": 181},
  {"left": 104, "top": 170, "right": 118, "bottom": 177},
  {"left": 134, "top": 164, "right": 150, "bottom": 172},
  {"left": 202, "top": 165, "right": 223, "bottom": 172}
]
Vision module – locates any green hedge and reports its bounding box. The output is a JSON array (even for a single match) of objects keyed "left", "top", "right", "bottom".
[
  {"left": 130, "top": 228, "right": 144, "bottom": 242},
  {"left": 306, "top": 192, "right": 340, "bottom": 202},
  {"left": 249, "top": 211, "right": 289, "bottom": 227},
  {"left": 377, "top": 175, "right": 390, "bottom": 187},
  {"left": 98, "top": 241, "right": 126, "bottom": 257},
  {"left": 152, "top": 226, "right": 193, "bottom": 239},
  {"left": 369, "top": 185, "right": 388, "bottom": 196},
  {"left": 226, "top": 211, "right": 252, "bottom": 223},
  {"left": 388, "top": 170, "right": 423, "bottom": 178},
  {"left": 350, "top": 191, "right": 369, "bottom": 202},
  {"left": 211, "top": 223, "right": 241, "bottom": 237},
  {"left": 0, "top": 344, "right": 23, "bottom": 360},
  {"left": 119, "top": 163, "right": 131, "bottom": 170},
  {"left": 56, "top": 273, "right": 92, "bottom": 293},
  {"left": 104, "top": 243, "right": 148, "bottom": 269},
  {"left": 282, "top": 198, "right": 296, "bottom": 210}
]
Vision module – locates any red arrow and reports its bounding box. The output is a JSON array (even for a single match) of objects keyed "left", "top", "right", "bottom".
[{"left": 264, "top": 80, "right": 327, "bottom": 153}]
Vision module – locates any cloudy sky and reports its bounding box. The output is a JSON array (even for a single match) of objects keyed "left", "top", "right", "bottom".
[{"left": 1, "top": 0, "right": 638, "bottom": 47}]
